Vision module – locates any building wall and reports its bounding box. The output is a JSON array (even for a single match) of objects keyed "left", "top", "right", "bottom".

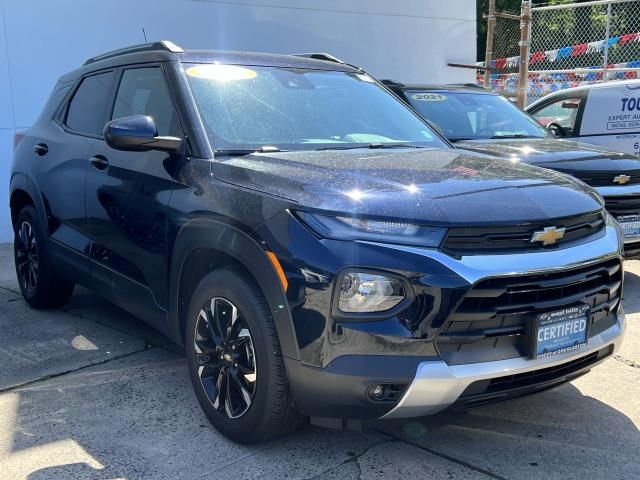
[{"left": 0, "top": 0, "right": 476, "bottom": 241}]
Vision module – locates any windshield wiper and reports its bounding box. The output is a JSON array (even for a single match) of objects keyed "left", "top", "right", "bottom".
[
  {"left": 448, "top": 137, "right": 475, "bottom": 143},
  {"left": 316, "top": 143, "right": 427, "bottom": 151},
  {"left": 490, "top": 134, "right": 539, "bottom": 139},
  {"left": 215, "top": 146, "right": 283, "bottom": 156}
]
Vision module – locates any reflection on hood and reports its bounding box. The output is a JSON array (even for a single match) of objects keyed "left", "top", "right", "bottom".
[{"left": 213, "top": 148, "right": 602, "bottom": 225}]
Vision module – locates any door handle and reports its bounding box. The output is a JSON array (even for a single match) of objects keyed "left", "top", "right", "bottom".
[
  {"left": 90, "top": 156, "right": 109, "bottom": 170},
  {"left": 33, "top": 143, "right": 48, "bottom": 156}
]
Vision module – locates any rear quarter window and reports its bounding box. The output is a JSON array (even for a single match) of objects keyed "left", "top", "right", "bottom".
[{"left": 34, "top": 85, "right": 71, "bottom": 123}]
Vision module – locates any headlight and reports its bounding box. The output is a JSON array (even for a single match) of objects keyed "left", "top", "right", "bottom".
[
  {"left": 338, "top": 272, "right": 406, "bottom": 313},
  {"left": 296, "top": 211, "right": 447, "bottom": 247}
]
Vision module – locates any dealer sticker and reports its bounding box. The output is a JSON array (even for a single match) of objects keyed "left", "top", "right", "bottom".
[
  {"left": 411, "top": 93, "right": 447, "bottom": 102},
  {"left": 533, "top": 305, "right": 589, "bottom": 359}
]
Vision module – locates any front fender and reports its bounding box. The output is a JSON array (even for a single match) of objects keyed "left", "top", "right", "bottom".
[{"left": 168, "top": 217, "right": 299, "bottom": 360}]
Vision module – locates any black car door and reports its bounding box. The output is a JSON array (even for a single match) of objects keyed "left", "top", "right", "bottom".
[
  {"left": 30, "top": 71, "right": 115, "bottom": 280},
  {"left": 82, "top": 64, "right": 185, "bottom": 328}
]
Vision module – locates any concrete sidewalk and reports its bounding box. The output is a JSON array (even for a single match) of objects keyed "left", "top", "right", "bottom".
[{"left": 1, "top": 243, "right": 639, "bottom": 479}]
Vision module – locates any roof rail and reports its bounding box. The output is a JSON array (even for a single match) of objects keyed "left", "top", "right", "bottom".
[
  {"left": 380, "top": 79, "right": 404, "bottom": 87},
  {"left": 291, "top": 52, "right": 368, "bottom": 74},
  {"left": 449, "top": 83, "right": 486, "bottom": 89},
  {"left": 83, "top": 40, "right": 184, "bottom": 66},
  {"left": 291, "top": 52, "right": 346, "bottom": 64}
]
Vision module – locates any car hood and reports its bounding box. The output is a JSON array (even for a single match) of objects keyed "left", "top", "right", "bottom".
[
  {"left": 455, "top": 137, "right": 640, "bottom": 173},
  {"left": 213, "top": 148, "right": 602, "bottom": 225}
]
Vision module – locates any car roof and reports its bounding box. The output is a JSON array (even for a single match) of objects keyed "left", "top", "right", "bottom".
[
  {"left": 381, "top": 80, "right": 493, "bottom": 94},
  {"left": 59, "top": 44, "right": 360, "bottom": 83}
]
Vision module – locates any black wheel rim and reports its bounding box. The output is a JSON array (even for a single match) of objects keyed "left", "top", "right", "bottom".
[
  {"left": 194, "top": 297, "right": 257, "bottom": 419},
  {"left": 16, "top": 221, "right": 38, "bottom": 294}
]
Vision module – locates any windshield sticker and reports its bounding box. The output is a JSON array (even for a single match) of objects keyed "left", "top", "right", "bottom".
[
  {"left": 412, "top": 93, "right": 447, "bottom": 102},
  {"left": 186, "top": 65, "right": 257, "bottom": 82}
]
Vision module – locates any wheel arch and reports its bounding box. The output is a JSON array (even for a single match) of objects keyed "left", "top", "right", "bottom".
[
  {"left": 169, "top": 217, "right": 299, "bottom": 360},
  {"left": 10, "top": 174, "right": 50, "bottom": 233},
  {"left": 9, "top": 188, "right": 34, "bottom": 228}
]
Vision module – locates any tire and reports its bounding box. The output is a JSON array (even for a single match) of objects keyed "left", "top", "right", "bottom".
[
  {"left": 13, "top": 205, "right": 74, "bottom": 309},
  {"left": 185, "top": 267, "right": 304, "bottom": 444}
]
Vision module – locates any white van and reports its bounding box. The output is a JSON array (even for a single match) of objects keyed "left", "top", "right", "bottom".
[{"left": 526, "top": 79, "right": 640, "bottom": 156}]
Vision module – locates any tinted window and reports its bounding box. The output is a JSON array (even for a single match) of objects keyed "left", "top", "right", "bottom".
[
  {"left": 112, "top": 67, "right": 181, "bottom": 137},
  {"left": 38, "top": 85, "right": 71, "bottom": 122},
  {"left": 185, "top": 64, "right": 446, "bottom": 152},
  {"left": 406, "top": 91, "right": 549, "bottom": 141},
  {"left": 66, "top": 72, "right": 114, "bottom": 135}
]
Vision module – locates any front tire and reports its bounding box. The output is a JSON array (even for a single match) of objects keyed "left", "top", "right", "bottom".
[
  {"left": 186, "top": 268, "right": 303, "bottom": 444},
  {"left": 13, "top": 205, "right": 74, "bottom": 309}
]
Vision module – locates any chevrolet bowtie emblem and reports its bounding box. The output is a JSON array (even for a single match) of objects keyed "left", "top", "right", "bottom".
[
  {"left": 531, "top": 226, "right": 566, "bottom": 245},
  {"left": 614, "top": 174, "right": 631, "bottom": 184}
]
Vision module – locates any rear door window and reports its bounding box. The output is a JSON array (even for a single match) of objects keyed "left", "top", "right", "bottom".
[{"left": 65, "top": 71, "right": 115, "bottom": 136}]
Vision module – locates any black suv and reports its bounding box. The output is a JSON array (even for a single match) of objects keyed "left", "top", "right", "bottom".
[
  {"left": 383, "top": 81, "right": 640, "bottom": 257},
  {"left": 10, "top": 42, "right": 626, "bottom": 443}
]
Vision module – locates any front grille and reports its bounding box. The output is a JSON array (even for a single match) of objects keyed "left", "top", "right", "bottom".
[
  {"left": 604, "top": 195, "right": 640, "bottom": 217},
  {"left": 452, "top": 345, "right": 613, "bottom": 409},
  {"left": 436, "top": 258, "right": 622, "bottom": 365},
  {"left": 568, "top": 170, "right": 640, "bottom": 187},
  {"left": 441, "top": 211, "right": 605, "bottom": 256}
]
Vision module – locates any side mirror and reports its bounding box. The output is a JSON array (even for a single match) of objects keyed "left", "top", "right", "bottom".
[
  {"left": 560, "top": 101, "right": 579, "bottom": 109},
  {"left": 104, "top": 115, "right": 182, "bottom": 152}
]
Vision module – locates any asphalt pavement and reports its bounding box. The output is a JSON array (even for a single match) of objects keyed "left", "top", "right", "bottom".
[{"left": 0, "top": 243, "right": 638, "bottom": 480}]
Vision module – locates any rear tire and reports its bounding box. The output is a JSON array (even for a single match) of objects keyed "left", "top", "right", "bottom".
[
  {"left": 13, "top": 205, "right": 74, "bottom": 309},
  {"left": 186, "top": 267, "right": 304, "bottom": 444}
]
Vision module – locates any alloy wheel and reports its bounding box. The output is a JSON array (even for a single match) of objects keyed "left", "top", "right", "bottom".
[
  {"left": 194, "top": 297, "right": 257, "bottom": 419},
  {"left": 16, "top": 221, "right": 38, "bottom": 293}
]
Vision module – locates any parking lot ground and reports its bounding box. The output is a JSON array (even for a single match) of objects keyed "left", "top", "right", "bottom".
[{"left": 0, "top": 242, "right": 639, "bottom": 479}]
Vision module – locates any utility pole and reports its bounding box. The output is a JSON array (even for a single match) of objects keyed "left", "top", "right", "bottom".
[
  {"left": 603, "top": 1, "right": 612, "bottom": 81},
  {"left": 517, "top": 0, "right": 532, "bottom": 107},
  {"left": 484, "top": 0, "right": 496, "bottom": 88}
]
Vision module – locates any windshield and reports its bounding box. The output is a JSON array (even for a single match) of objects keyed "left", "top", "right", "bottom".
[
  {"left": 406, "top": 91, "right": 550, "bottom": 141},
  {"left": 184, "top": 64, "right": 447, "bottom": 152}
]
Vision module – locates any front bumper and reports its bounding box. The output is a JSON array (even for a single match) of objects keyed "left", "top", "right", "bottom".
[
  {"left": 283, "top": 220, "right": 625, "bottom": 421},
  {"left": 382, "top": 309, "right": 625, "bottom": 419},
  {"left": 377, "top": 223, "right": 625, "bottom": 419}
]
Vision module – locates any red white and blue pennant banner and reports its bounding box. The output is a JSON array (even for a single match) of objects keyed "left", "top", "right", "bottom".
[{"left": 477, "top": 32, "right": 640, "bottom": 70}]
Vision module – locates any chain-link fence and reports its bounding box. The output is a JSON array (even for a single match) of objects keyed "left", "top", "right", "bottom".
[
  {"left": 478, "top": 0, "right": 640, "bottom": 104},
  {"left": 476, "top": 1, "right": 524, "bottom": 101},
  {"left": 485, "top": 4, "right": 522, "bottom": 98},
  {"left": 528, "top": 0, "right": 640, "bottom": 100}
]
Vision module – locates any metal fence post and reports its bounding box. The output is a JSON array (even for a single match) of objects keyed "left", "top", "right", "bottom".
[
  {"left": 484, "top": 0, "right": 496, "bottom": 88},
  {"left": 603, "top": 1, "right": 612, "bottom": 81},
  {"left": 517, "top": 0, "right": 532, "bottom": 107}
]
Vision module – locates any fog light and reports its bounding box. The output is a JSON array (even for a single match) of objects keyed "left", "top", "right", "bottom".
[
  {"left": 367, "top": 383, "right": 409, "bottom": 402},
  {"left": 369, "top": 384, "right": 388, "bottom": 401},
  {"left": 338, "top": 272, "right": 405, "bottom": 313}
]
